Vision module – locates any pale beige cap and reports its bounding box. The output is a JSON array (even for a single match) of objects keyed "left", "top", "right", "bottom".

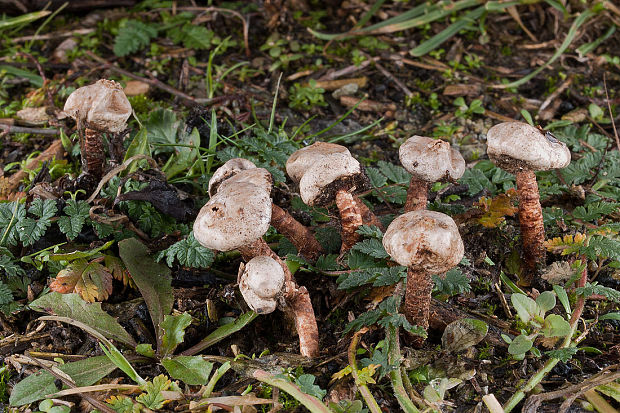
[
  {"left": 486, "top": 122, "right": 571, "bottom": 173},
  {"left": 298, "top": 152, "right": 368, "bottom": 206},
  {"left": 382, "top": 210, "right": 464, "bottom": 273},
  {"left": 399, "top": 136, "right": 465, "bottom": 182},
  {"left": 286, "top": 142, "right": 351, "bottom": 183},
  {"left": 193, "top": 182, "right": 271, "bottom": 251},
  {"left": 238, "top": 256, "right": 285, "bottom": 314},
  {"left": 208, "top": 158, "right": 258, "bottom": 196},
  {"left": 64, "top": 79, "right": 132, "bottom": 133}
]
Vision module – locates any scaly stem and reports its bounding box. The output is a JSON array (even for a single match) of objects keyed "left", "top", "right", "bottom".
[
  {"left": 404, "top": 268, "right": 432, "bottom": 346},
  {"left": 271, "top": 204, "right": 324, "bottom": 262},
  {"left": 503, "top": 262, "right": 588, "bottom": 412},
  {"left": 83, "top": 127, "right": 105, "bottom": 178},
  {"left": 515, "top": 169, "right": 545, "bottom": 285},
  {"left": 335, "top": 190, "right": 364, "bottom": 255},
  {"left": 404, "top": 177, "right": 429, "bottom": 213}
]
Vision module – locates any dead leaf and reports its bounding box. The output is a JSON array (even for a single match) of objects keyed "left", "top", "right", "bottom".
[
  {"left": 50, "top": 258, "right": 113, "bottom": 302},
  {"left": 477, "top": 188, "right": 518, "bottom": 228}
]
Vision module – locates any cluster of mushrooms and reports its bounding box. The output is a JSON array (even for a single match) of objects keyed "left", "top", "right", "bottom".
[
  {"left": 193, "top": 122, "right": 571, "bottom": 356},
  {"left": 62, "top": 80, "right": 572, "bottom": 356}
]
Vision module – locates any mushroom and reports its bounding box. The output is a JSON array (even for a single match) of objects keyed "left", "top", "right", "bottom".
[
  {"left": 238, "top": 256, "right": 318, "bottom": 355},
  {"left": 193, "top": 182, "right": 319, "bottom": 357},
  {"left": 399, "top": 136, "right": 465, "bottom": 212},
  {"left": 382, "top": 210, "right": 464, "bottom": 345},
  {"left": 64, "top": 79, "right": 132, "bottom": 179},
  {"left": 208, "top": 158, "right": 324, "bottom": 261},
  {"left": 286, "top": 144, "right": 382, "bottom": 254},
  {"left": 486, "top": 122, "right": 571, "bottom": 284}
]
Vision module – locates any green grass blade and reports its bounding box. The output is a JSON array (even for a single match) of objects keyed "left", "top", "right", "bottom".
[
  {"left": 498, "top": 6, "right": 600, "bottom": 89},
  {"left": 253, "top": 369, "right": 333, "bottom": 413},
  {"left": 181, "top": 311, "right": 258, "bottom": 356},
  {"left": 0, "top": 10, "right": 50, "bottom": 31},
  {"left": 0, "top": 65, "right": 43, "bottom": 87},
  {"left": 356, "top": 0, "right": 388, "bottom": 28}
]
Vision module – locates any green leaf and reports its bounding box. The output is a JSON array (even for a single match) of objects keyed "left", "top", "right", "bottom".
[
  {"left": 124, "top": 128, "right": 151, "bottom": 169},
  {"left": 173, "top": 23, "right": 214, "bottom": 49},
  {"left": 347, "top": 250, "right": 377, "bottom": 270},
  {"left": 356, "top": 225, "right": 383, "bottom": 239},
  {"left": 107, "top": 395, "right": 135, "bottom": 412},
  {"left": 433, "top": 269, "right": 471, "bottom": 296},
  {"left": 119, "top": 238, "right": 173, "bottom": 351},
  {"left": 114, "top": 20, "right": 158, "bottom": 57},
  {"left": 576, "top": 282, "right": 620, "bottom": 302},
  {"left": 57, "top": 200, "right": 90, "bottom": 240},
  {"left": 365, "top": 167, "right": 387, "bottom": 187},
  {"left": 314, "top": 254, "right": 339, "bottom": 271},
  {"left": 508, "top": 334, "right": 533, "bottom": 356},
  {"left": 295, "top": 374, "right": 327, "bottom": 400},
  {"left": 377, "top": 160, "right": 410, "bottom": 184},
  {"left": 599, "top": 312, "right": 620, "bottom": 321},
  {"left": 541, "top": 314, "right": 571, "bottom": 337},
  {"left": 136, "top": 375, "right": 170, "bottom": 409},
  {"left": 572, "top": 202, "right": 619, "bottom": 221},
  {"left": 9, "top": 356, "right": 117, "bottom": 406},
  {"left": 553, "top": 285, "right": 571, "bottom": 315},
  {"left": 161, "top": 312, "right": 192, "bottom": 356},
  {"left": 182, "top": 311, "right": 258, "bottom": 356},
  {"left": 30, "top": 292, "right": 136, "bottom": 347},
  {"left": 351, "top": 238, "right": 389, "bottom": 259},
  {"left": 511, "top": 293, "right": 539, "bottom": 324},
  {"left": 545, "top": 347, "right": 578, "bottom": 362},
  {"left": 0, "top": 281, "right": 13, "bottom": 305},
  {"left": 0, "top": 202, "right": 26, "bottom": 246},
  {"left": 145, "top": 109, "right": 179, "bottom": 153},
  {"left": 161, "top": 356, "right": 213, "bottom": 385},
  {"left": 536, "top": 291, "right": 556, "bottom": 313},
  {"left": 156, "top": 232, "right": 214, "bottom": 269},
  {"left": 0, "top": 252, "right": 24, "bottom": 277}
]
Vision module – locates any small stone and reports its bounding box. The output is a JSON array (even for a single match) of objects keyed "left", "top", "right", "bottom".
[
  {"left": 332, "top": 83, "right": 359, "bottom": 99},
  {"left": 16, "top": 107, "right": 50, "bottom": 125},
  {"left": 52, "top": 38, "right": 78, "bottom": 63},
  {"left": 123, "top": 80, "right": 150, "bottom": 96}
]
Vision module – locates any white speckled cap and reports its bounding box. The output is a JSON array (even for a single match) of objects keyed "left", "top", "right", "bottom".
[
  {"left": 238, "top": 256, "right": 285, "bottom": 314},
  {"left": 64, "top": 79, "right": 132, "bottom": 133},
  {"left": 399, "top": 136, "right": 465, "bottom": 182},
  {"left": 217, "top": 168, "right": 273, "bottom": 196},
  {"left": 208, "top": 158, "right": 258, "bottom": 196},
  {"left": 286, "top": 142, "right": 351, "bottom": 183},
  {"left": 193, "top": 182, "right": 272, "bottom": 251},
  {"left": 298, "top": 152, "right": 365, "bottom": 206},
  {"left": 382, "top": 210, "right": 464, "bottom": 273},
  {"left": 486, "top": 122, "right": 571, "bottom": 173}
]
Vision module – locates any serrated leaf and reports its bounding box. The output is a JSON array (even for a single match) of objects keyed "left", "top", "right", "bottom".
[
  {"left": 545, "top": 347, "right": 578, "bottom": 362},
  {"left": 104, "top": 255, "right": 133, "bottom": 286},
  {"left": 374, "top": 186, "right": 408, "bottom": 205},
  {"left": 356, "top": 225, "right": 383, "bottom": 239},
  {"left": 157, "top": 232, "right": 214, "bottom": 269},
  {"left": 314, "top": 254, "right": 339, "bottom": 271},
  {"left": 114, "top": 20, "right": 158, "bottom": 57},
  {"left": 477, "top": 189, "right": 518, "bottom": 228},
  {"left": 106, "top": 395, "right": 135, "bottom": 413},
  {"left": 58, "top": 199, "right": 89, "bottom": 240},
  {"left": 49, "top": 259, "right": 113, "bottom": 302},
  {"left": 0, "top": 253, "right": 25, "bottom": 277},
  {"left": 30, "top": 292, "right": 136, "bottom": 347},
  {"left": 365, "top": 167, "right": 387, "bottom": 187},
  {"left": 295, "top": 374, "right": 327, "bottom": 400},
  {"left": 351, "top": 238, "right": 389, "bottom": 259},
  {"left": 16, "top": 217, "right": 50, "bottom": 246},
  {"left": 29, "top": 198, "right": 57, "bottom": 219},
  {"left": 172, "top": 23, "right": 214, "bottom": 49},
  {"left": 377, "top": 160, "right": 410, "bottom": 184},
  {"left": 576, "top": 282, "right": 620, "bottom": 302},
  {"left": 0, "top": 281, "right": 13, "bottom": 305},
  {"left": 347, "top": 250, "right": 377, "bottom": 270},
  {"left": 161, "top": 356, "right": 213, "bottom": 385},
  {"left": 136, "top": 374, "right": 170, "bottom": 409},
  {"left": 0, "top": 201, "right": 26, "bottom": 246},
  {"left": 572, "top": 201, "right": 619, "bottom": 221},
  {"left": 337, "top": 268, "right": 378, "bottom": 290},
  {"left": 161, "top": 312, "right": 192, "bottom": 356},
  {"left": 433, "top": 269, "right": 471, "bottom": 296},
  {"left": 373, "top": 266, "right": 406, "bottom": 287}
]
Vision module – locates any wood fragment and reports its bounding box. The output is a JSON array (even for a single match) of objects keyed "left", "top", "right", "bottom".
[
  {"left": 314, "top": 77, "right": 368, "bottom": 91},
  {"left": 339, "top": 96, "right": 396, "bottom": 112}
]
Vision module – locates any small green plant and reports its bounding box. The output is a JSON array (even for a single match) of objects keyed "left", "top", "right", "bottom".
[
  {"left": 288, "top": 79, "right": 327, "bottom": 111},
  {"left": 453, "top": 97, "right": 485, "bottom": 118}
]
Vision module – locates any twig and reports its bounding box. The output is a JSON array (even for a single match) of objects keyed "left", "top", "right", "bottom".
[
  {"left": 318, "top": 56, "right": 380, "bottom": 81},
  {"left": 483, "top": 394, "right": 505, "bottom": 413},
  {"left": 603, "top": 73, "right": 620, "bottom": 151},
  {"left": 11, "top": 28, "right": 94, "bottom": 42},
  {"left": 367, "top": 54, "right": 412, "bottom": 97},
  {"left": 84, "top": 51, "right": 203, "bottom": 105},
  {"left": 0, "top": 124, "right": 59, "bottom": 135},
  {"left": 539, "top": 74, "right": 573, "bottom": 112}
]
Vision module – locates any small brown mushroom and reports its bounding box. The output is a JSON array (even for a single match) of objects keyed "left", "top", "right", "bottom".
[
  {"left": 208, "top": 159, "right": 324, "bottom": 261},
  {"left": 64, "top": 79, "right": 132, "bottom": 179},
  {"left": 193, "top": 183, "right": 319, "bottom": 357},
  {"left": 238, "top": 256, "right": 319, "bottom": 356},
  {"left": 486, "top": 122, "right": 571, "bottom": 284},
  {"left": 399, "top": 136, "right": 465, "bottom": 212},
  {"left": 382, "top": 210, "right": 464, "bottom": 346},
  {"left": 286, "top": 145, "right": 380, "bottom": 255}
]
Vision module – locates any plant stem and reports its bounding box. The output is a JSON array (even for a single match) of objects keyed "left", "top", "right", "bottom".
[
  {"left": 387, "top": 324, "right": 420, "bottom": 413},
  {"left": 503, "top": 262, "right": 588, "bottom": 412},
  {"left": 348, "top": 329, "right": 383, "bottom": 413},
  {"left": 404, "top": 177, "right": 429, "bottom": 213},
  {"left": 515, "top": 169, "right": 545, "bottom": 285}
]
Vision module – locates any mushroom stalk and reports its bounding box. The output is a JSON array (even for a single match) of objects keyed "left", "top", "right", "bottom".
[
  {"left": 515, "top": 169, "right": 546, "bottom": 282},
  {"left": 335, "top": 191, "right": 364, "bottom": 254},
  {"left": 404, "top": 177, "right": 430, "bottom": 212},
  {"left": 404, "top": 268, "right": 433, "bottom": 346},
  {"left": 82, "top": 127, "right": 105, "bottom": 178},
  {"left": 271, "top": 204, "right": 324, "bottom": 262},
  {"left": 354, "top": 194, "right": 384, "bottom": 230},
  {"left": 238, "top": 238, "right": 319, "bottom": 358}
]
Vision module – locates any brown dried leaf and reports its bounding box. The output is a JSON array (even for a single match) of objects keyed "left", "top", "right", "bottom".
[
  {"left": 50, "top": 258, "right": 113, "bottom": 303},
  {"left": 104, "top": 254, "right": 134, "bottom": 287},
  {"left": 477, "top": 188, "right": 518, "bottom": 228}
]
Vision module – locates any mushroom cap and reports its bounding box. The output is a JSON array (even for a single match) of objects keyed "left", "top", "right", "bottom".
[
  {"left": 286, "top": 142, "right": 351, "bottom": 183},
  {"left": 193, "top": 182, "right": 272, "bottom": 251},
  {"left": 382, "top": 210, "right": 464, "bottom": 273},
  {"left": 64, "top": 79, "right": 132, "bottom": 133},
  {"left": 208, "top": 158, "right": 258, "bottom": 196},
  {"left": 217, "top": 168, "right": 273, "bottom": 196},
  {"left": 486, "top": 122, "right": 571, "bottom": 173},
  {"left": 238, "top": 256, "right": 285, "bottom": 314},
  {"left": 399, "top": 136, "right": 465, "bottom": 182},
  {"left": 298, "top": 152, "right": 369, "bottom": 206}
]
